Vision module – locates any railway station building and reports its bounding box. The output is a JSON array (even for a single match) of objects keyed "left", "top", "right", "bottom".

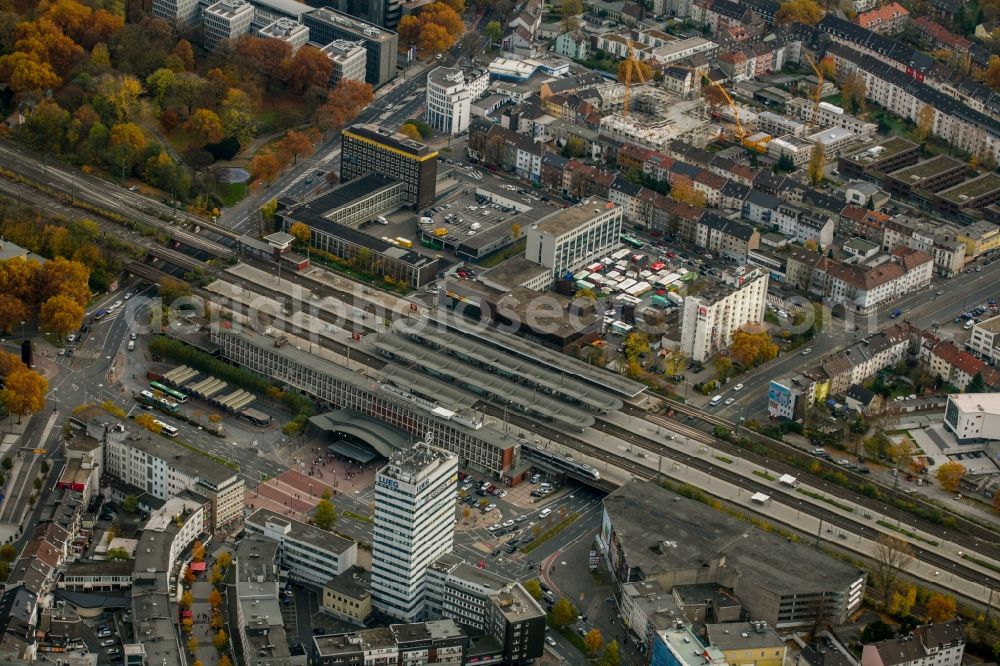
[{"left": 210, "top": 325, "right": 520, "bottom": 477}]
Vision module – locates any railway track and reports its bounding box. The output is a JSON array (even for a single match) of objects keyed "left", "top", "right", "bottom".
[
  {"left": 644, "top": 401, "right": 1000, "bottom": 564},
  {"left": 482, "top": 404, "right": 997, "bottom": 610}
]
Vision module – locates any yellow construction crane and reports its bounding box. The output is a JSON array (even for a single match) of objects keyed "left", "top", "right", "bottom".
[
  {"left": 621, "top": 39, "right": 647, "bottom": 118},
  {"left": 803, "top": 53, "right": 824, "bottom": 130},
  {"left": 701, "top": 72, "right": 747, "bottom": 141}
]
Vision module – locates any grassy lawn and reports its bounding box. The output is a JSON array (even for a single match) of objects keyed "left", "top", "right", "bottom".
[{"left": 218, "top": 181, "right": 246, "bottom": 207}]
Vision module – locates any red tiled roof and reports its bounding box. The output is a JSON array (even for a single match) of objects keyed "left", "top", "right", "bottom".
[
  {"left": 855, "top": 2, "right": 909, "bottom": 28},
  {"left": 914, "top": 16, "right": 971, "bottom": 49}
]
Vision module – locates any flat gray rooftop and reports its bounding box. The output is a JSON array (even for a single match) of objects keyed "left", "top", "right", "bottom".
[
  {"left": 396, "top": 320, "right": 622, "bottom": 412},
  {"left": 374, "top": 334, "right": 595, "bottom": 430},
  {"left": 212, "top": 326, "right": 516, "bottom": 447},
  {"left": 246, "top": 508, "right": 356, "bottom": 554},
  {"left": 604, "top": 479, "right": 865, "bottom": 593},
  {"left": 430, "top": 313, "right": 647, "bottom": 399},
  {"left": 480, "top": 254, "right": 550, "bottom": 290},
  {"left": 532, "top": 198, "right": 617, "bottom": 238}
]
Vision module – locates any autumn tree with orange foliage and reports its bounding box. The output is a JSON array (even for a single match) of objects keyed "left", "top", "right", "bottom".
[
  {"left": 397, "top": 3, "right": 463, "bottom": 53},
  {"left": 670, "top": 178, "right": 706, "bottom": 207},
  {"left": 775, "top": 0, "right": 822, "bottom": 25},
  {"left": 283, "top": 45, "right": 333, "bottom": 94},
  {"left": 39, "top": 294, "right": 85, "bottom": 338},
  {"left": 249, "top": 151, "right": 281, "bottom": 186},
  {"left": 314, "top": 79, "right": 373, "bottom": 135},
  {"left": 277, "top": 130, "right": 313, "bottom": 164},
  {"left": 924, "top": 594, "right": 956, "bottom": 622},
  {"left": 0, "top": 366, "right": 47, "bottom": 422},
  {"left": 399, "top": 123, "right": 422, "bottom": 141}
]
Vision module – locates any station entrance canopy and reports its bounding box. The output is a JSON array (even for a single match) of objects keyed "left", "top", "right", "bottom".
[{"left": 309, "top": 410, "right": 410, "bottom": 464}]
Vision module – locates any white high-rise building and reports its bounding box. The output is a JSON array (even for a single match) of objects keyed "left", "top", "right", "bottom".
[
  {"left": 152, "top": 0, "right": 201, "bottom": 27},
  {"left": 203, "top": 0, "right": 255, "bottom": 50},
  {"left": 425, "top": 67, "right": 488, "bottom": 136},
  {"left": 525, "top": 198, "right": 623, "bottom": 281},
  {"left": 680, "top": 266, "right": 769, "bottom": 363},
  {"left": 371, "top": 442, "right": 458, "bottom": 622},
  {"left": 321, "top": 39, "right": 368, "bottom": 85}
]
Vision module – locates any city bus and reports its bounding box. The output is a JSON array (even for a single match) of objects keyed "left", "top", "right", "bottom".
[
  {"left": 621, "top": 235, "right": 644, "bottom": 249},
  {"left": 149, "top": 381, "right": 188, "bottom": 404},
  {"left": 153, "top": 420, "right": 179, "bottom": 438},
  {"left": 137, "top": 390, "right": 180, "bottom": 414}
]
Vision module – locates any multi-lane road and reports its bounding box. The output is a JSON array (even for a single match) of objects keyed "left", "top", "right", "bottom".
[{"left": 713, "top": 260, "right": 1000, "bottom": 418}]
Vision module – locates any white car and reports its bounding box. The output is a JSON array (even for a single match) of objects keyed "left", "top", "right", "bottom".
[
  {"left": 496, "top": 489, "right": 508, "bottom": 497},
  {"left": 539, "top": 508, "right": 552, "bottom": 519},
  {"left": 801, "top": 348, "right": 812, "bottom": 355},
  {"left": 733, "top": 383, "right": 744, "bottom": 391},
  {"left": 487, "top": 524, "right": 499, "bottom": 532},
  {"left": 545, "top": 636, "right": 557, "bottom": 646},
  {"left": 484, "top": 503, "right": 496, "bottom": 513},
  {"left": 724, "top": 397, "right": 735, "bottom": 406},
  {"left": 503, "top": 519, "right": 514, "bottom": 528}
]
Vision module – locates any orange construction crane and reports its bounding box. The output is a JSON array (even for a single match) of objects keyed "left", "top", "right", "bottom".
[{"left": 621, "top": 39, "right": 648, "bottom": 118}]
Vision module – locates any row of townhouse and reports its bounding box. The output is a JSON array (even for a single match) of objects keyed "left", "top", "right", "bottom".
[
  {"left": 717, "top": 36, "right": 802, "bottom": 82},
  {"left": 785, "top": 245, "right": 934, "bottom": 313},
  {"left": 742, "top": 190, "right": 835, "bottom": 248},
  {"left": 826, "top": 42, "right": 1000, "bottom": 164},
  {"left": 920, "top": 333, "right": 1000, "bottom": 390},
  {"left": 501, "top": 0, "right": 542, "bottom": 55},
  {"left": 689, "top": 0, "right": 763, "bottom": 37},
  {"left": 775, "top": 322, "right": 917, "bottom": 412},
  {"left": 838, "top": 207, "right": 969, "bottom": 276}
]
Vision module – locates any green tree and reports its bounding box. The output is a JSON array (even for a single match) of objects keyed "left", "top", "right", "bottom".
[
  {"left": 561, "top": 0, "right": 583, "bottom": 31},
  {"left": 776, "top": 154, "right": 795, "bottom": 172},
  {"left": 485, "top": 20, "right": 502, "bottom": 44},
  {"left": 968, "top": 371, "right": 987, "bottom": 393},
  {"left": 107, "top": 547, "right": 130, "bottom": 560},
  {"left": 314, "top": 498, "right": 336, "bottom": 530},
  {"left": 123, "top": 494, "right": 138, "bottom": 513},
  {"left": 523, "top": 579, "right": 542, "bottom": 600},
  {"left": 551, "top": 597, "right": 577, "bottom": 627}
]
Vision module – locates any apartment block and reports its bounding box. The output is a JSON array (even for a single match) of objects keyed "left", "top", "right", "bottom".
[
  {"left": 103, "top": 425, "right": 244, "bottom": 533},
  {"left": 680, "top": 266, "right": 768, "bottom": 363},
  {"left": 425, "top": 554, "right": 546, "bottom": 664},
  {"left": 861, "top": 622, "right": 964, "bottom": 666},
  {"left": 838, "top": 137, "right": 920, "bottom": 181}
]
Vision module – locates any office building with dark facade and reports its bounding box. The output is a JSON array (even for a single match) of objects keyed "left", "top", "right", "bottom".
[
  {"left": 303, "top": 7, "right": 398, "bottom": 86},
  {"left": 340, "top": 123, "right": 438, "bottom": 211}
]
